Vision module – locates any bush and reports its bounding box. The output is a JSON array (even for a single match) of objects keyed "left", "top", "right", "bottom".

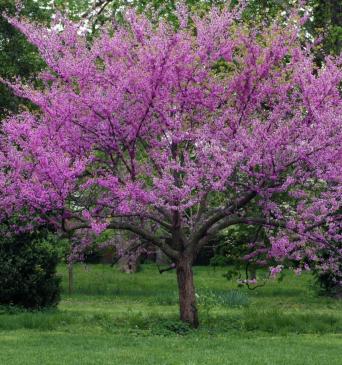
[
  {"left": 0, "top": 231, "right": 61, "bottom": 309},
  {"left": 314, "top": 270, "right": 342, "bottom": 298}
]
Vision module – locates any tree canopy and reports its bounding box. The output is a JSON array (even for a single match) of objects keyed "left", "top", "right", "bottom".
[{"left": 0, "top": 2, "right": 341, "bottom": 326}]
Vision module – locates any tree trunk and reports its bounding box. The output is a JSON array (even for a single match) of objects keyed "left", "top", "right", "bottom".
[
  {"left": 156, "top": 248, "right": 169, "bottom": 265},
  {"left": 248, "top": 266, "right": 257, "bottom": 280},
  {"left": 117, "top": 237, "right": 142, "bottom": 273},
  {"left": 68, "top": 263, "right": 73, "bottom": 295},
  {"left": 176, "top": 255, "right": 199, "bottom": 328},
  {"left": 118, "top": 254, "right": 141, "bottom": 273}
]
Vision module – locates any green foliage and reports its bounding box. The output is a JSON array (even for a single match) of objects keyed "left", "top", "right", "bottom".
[
  {"left": 0, "top": 231, "right": 61, "bottom": 309},
  {"left": 311, "top": 215, "right": 342, "bottom": 297},
  {"left": 309, "top": 0, "right": 342, "bottom": 58},
  {"left": 313, "top": 269, "right": 342, "bottom": 298},
  {"left": 210, "top": 224, "right": 269, "bottom": 285},
  {"left": 210, "top": 254, "right": 231, "bottom": 267},
  {"left": 0, "top": 0, "right": 51, "bottom": 118},
  {"left": 0, "top": 0, "right": 96, "bottom": 119}
]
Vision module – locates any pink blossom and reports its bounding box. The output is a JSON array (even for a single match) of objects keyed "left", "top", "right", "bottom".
[
  {"left": 0, "top": 5, "right": 340, "bottom": 283},
  {"left": 270, "top": 265, "right": 284, "bottom": 279}
]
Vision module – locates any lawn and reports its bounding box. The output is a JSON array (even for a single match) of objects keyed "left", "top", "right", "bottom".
[{"left": 0, "top": 264, "right": 341, "bottom": 364}]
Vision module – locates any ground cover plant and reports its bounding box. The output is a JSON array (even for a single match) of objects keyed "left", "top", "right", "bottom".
[{"left": 0, "top": 264, "right": 341, "bottom": 365}]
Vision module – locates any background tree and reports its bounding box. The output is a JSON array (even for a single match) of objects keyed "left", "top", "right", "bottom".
[
  {"left": 0, "top": 0, "right": 97, "bottom": 119},
  {"left": 0, "top": 0, "right": 49, "bottom": 118},
  {"left": 2, "top": 1, "right": 340, "bottom": 120},
  {"left": 309, "top": 0, "right": 342, "bottom": 59}
]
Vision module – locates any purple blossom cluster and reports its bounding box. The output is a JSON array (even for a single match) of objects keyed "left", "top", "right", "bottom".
[{"left": 0, "top": 5, "right": 341, "bottom": 284}]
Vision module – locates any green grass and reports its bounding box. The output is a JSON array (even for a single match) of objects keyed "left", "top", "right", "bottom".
[{"left": 0, "top": 264, "right": 342, "bottom": 364}]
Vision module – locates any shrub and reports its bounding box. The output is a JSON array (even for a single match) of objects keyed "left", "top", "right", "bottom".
[
  {"left": 311, "top": 244, "right": 342, "bottom": 297},
  {"left": 0, "top": 231, "right": 61, "bottom": 309},
  {"left": 314, "top": 270, "right": 342, "bottom": 298}
]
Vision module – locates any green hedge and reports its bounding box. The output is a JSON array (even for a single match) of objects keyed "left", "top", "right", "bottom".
[{"left": 0, "top": 231, "right": 61, "bottom": 309}]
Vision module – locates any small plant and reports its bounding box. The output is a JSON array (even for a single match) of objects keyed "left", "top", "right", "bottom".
[
  {"left": 219, "top": 290, "right": 250, "bottom": 307},
  {"left": 197, "top": 289, "right": 249, "bottom": 308},
  {"left": 197, "top": 289, "right": 249, "bottom": 319}
]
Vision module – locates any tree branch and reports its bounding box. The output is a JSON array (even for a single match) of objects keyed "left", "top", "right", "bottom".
[
  {"left": 108, "top": 221, "right": 179, "bottom": 259},
  {"left": 190, "top": 191, "right": 257, "bottom": 248}
]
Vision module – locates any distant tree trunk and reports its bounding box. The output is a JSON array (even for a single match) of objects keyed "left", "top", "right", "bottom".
[
  {"left": 118, "top": 254, "right": 141, "bottom": 273},
  {"left": 327, "top": 0, "right": 342, "bottom": 52},
  {"left": 116, "top": 236, "right": 142, "bottom": 273},
  {"left": 176, "top": 255, "right": 199, "bottom": 328},
  {"left": 156, "top": 247, "right": 169, "bottom": 265},
  {"left": 68, "top": 263, "right": 73, "bottom": 295},
  {"left": 249, "top": 266, "right": 257, "bottom": 280}
]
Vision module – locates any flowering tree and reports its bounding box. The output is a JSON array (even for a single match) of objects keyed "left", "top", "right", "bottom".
[{"left": 1, "top": 4, "right": 341, "bottom": 327}]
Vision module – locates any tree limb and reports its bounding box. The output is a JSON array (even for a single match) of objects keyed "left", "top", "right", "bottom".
[{"left": 190, "top": 191, "right": 257, "bottom": 247}]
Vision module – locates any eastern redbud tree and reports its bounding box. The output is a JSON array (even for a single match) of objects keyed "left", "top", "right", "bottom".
[{"left": 1, "top": 4, "right": 341, "bottom": 327}]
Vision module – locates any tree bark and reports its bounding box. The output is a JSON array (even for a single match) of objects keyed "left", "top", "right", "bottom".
[
  {"left": 156, "top": 247, "right": 169, "bottom": 265},
  {"left": 248, "top": 266, "right": 257, "bottom": 280},
  {"left": 68, "top": 263, "right": 73, "bottom": 295},
  {"left": 176, "top": 255, "right": 199, "bottom": 328},
  {"left": 118, "top": 254, "right": 141, "bottom": 273},
  {"left": 117, "top": 238, "right": 142, "bottom": 273}
]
